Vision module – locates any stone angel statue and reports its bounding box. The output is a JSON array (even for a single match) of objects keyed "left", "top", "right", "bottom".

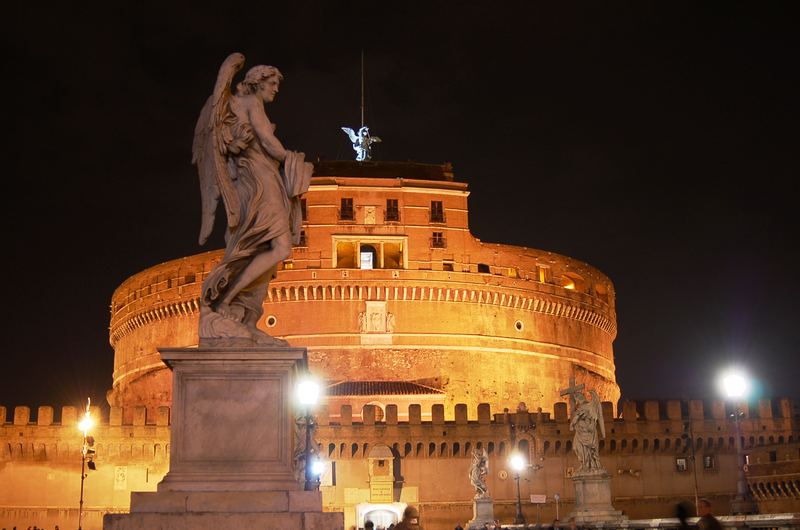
[
  {"left": 193, "top": 52, "right": 313, "bottom": 346},
  {"left": 341, "top": 125, "right": 381, "bottom": 161},
  {"left": 569, "top": 389, "right": 606, "bottom": 473},
  {"left": 469, "top": 448, "right": 489, "bottom": 498}
]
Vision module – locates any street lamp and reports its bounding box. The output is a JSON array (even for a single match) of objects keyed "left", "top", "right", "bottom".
[
  {"left": 296, "top": 377, "right": 321, "bottom": 491},
  {"left": 77, "top": 398, "right": 96, "bottom": 530},
  {"left": 720, "top": 369, "right": 757, "bottom": 515},
  {"left": 509, "top": 451, "right": 526, "bottom": 525}
]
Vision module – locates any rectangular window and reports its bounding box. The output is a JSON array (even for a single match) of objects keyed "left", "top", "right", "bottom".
[
  {"left": 298, "top": 230, "right": 307, "bottom": 247},
  {"left": 443, "top": 262, "right": 454, "bottom": 271},
  {"left": 339, "top": 198, "right": 354, "bottom": 221},
  {"left": 431, "top": 232, "right": 446, "bottom": 248},
  {"left": 430, "top": 200, "right": 445, "bottom": 223},
  {"left": 301, "top": 198, "right": 307, "bottom": 221},
  {"left": 769, "top": 450, "right": 777, "bottom": 462},
  {"left": 675, "top": 457, "right": 688, "bottom": 472},
  {"left": 385, "top": 199, "right": 400, "bottom": 222},
  {"left": 703, "top": 455, "right": 715, "bottom": 469}
]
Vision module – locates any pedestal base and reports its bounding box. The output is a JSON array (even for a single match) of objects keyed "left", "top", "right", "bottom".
[
  {"left": 103, "top": 347, "right": 343, "bottom": 530},
  {"left": 467, "top": 496, "right": 495, "bottom": 530},
  {"left": 569, "top": 472, "right": 626, "bottom": 523}
]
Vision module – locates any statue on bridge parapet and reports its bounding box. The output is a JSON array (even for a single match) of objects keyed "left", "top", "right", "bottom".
[
  {"left": 469, "top": 447, "right": 489, "bottom": 499},
  {"left": 193, "top": 52, "right": 313, "bottom": 347},
  {"left": 560, "top": 376, "right": 606, "bottom": 474}
]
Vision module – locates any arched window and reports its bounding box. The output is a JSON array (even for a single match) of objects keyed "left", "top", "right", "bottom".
[
  {"left": 453, "top": 442, "right": 461, "bottom": 456},
  {"left": 519, "top": 439, "right": 530, "bottom": 459},
  {"left": 404, "top": 443, "right": 412, "bottom": 457}
]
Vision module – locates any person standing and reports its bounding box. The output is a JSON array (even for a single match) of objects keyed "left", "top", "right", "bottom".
[{"left": 697, "top": 498, "right": 723, "bottom": 530}]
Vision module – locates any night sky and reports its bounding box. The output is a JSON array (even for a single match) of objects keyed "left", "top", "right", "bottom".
[{"left": 3, "top": 3, "right": 798, "bottom": 412}]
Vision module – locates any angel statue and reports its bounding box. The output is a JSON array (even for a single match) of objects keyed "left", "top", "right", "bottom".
[
  {"left": 469, "top": 448, "right": 489, "bottom": 498},
  {"left": 569, "top": 389, "right": 606, "bottom": 473},
  {"left": 341, "top": 125, "right": 381, "bottom": 161},
  {"left": 193, "top": 53, "right": 313, "bottom": 346}
]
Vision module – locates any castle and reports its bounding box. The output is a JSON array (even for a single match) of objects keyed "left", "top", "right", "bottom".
[{"left": 1, "top": 161, "right": 798, "bottom": 529}]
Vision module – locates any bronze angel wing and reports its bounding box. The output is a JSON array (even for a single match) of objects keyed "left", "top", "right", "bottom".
[
  {"left": 192, "top": 52, "right": 246, "bottom": 245},
  {"left": 341, "top": 127, "right": 358, "bottom": 144}
]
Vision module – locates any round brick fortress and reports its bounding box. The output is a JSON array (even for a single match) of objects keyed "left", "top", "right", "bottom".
[{"left": 108, "top": 161, "right": 620, "bottom": 419}]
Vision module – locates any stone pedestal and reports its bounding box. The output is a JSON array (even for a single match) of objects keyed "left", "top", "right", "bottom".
[
  {"left": 467, "top": 496, "right": 495, "bottom": 530},
  {"left": 104, "top": 347, "right": 343, "bottom": 530},
  {"left": 569, "top": 472, "right": 625, "bottom": 523}
]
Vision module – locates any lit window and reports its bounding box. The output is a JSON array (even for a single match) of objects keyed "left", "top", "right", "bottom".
[
  {"left": 675, "top": 458, "right": 688, "bottom": 472},
  {"left": 360, "top": 253, "right": 373, "bottom": 269},
  {"left": 703, "top": 455, "right": 715, "bottom": 469}
]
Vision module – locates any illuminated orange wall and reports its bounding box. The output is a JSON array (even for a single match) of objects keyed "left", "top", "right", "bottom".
[{"left": 108, "top": 163, "right": 619, "bottom": 418}]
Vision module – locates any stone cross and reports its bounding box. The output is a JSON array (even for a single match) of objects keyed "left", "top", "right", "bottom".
[{"left": 559, "top": 376, "right": 585, "bottom": 411}]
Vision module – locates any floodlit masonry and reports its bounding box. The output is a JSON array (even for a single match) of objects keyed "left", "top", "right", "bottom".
[
  {"left": 1, "top": 397, "right": 798, "bottom": 529},
  {"left": 107, "top": 160, "right": 620, "bottom": 419}
]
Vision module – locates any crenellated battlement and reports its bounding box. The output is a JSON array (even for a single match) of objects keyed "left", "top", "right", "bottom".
[{"left": 4, "top": 397, "right": 797, "bottom": 433}]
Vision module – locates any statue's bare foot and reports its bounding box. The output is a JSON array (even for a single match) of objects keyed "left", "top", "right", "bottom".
[{"left": 251, "top": 327, "right": 289, "bottom": 347}]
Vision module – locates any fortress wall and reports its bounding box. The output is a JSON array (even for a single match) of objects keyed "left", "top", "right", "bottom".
[
  {"left": 1, "top": 399, "right": 797, "bottom": 529},
  {"left": 108, "top": 265, "right": 619, "bottom": 413}
]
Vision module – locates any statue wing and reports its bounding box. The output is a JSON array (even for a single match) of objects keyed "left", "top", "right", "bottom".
[
  {"left": 371, "top": 135, "right": 382, "bottom": 143},
  {"left": 341, "top": 127, "right": 358, "bottom": 143},
  {"left": 590, "top": 389, "right": 606, "bottom": 439},
  {"left": 192, "top": 52, "right": 246, "bottom": 244}
]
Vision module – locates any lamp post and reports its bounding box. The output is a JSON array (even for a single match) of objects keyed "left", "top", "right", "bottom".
[
  {"left": 296, "top": 378, "right": 321, "bottom": 491},
  {"left": 554, "top": 492, "right": 560, "bottom": 521},
  {"left": 77, "top": 398, "right": 95, "bottom": 530},
  {"left": 681, "top": 422, "right": 700, "bottom": 515},
  {"left": 510, "top": 452, "right": 526, "bottom": 525},
  {"left": 721, "top": 369, "right": 757, "bottom": 515}
]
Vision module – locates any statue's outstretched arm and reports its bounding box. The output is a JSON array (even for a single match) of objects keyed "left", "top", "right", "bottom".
[{"left": 248, "top": 100, "right": 287, "bottom": 162}]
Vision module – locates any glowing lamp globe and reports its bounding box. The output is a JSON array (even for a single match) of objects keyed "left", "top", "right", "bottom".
[
  {"left": 510, "top": 453, "right": 526, "bottom": 472},
  {"left": 297, "top": 379, "right": 321, "bottom": 406},
  {"left": 78, "top": 415, "right": 94, "bottom": 434},
  {"left": 721, "top": 370, "right": 749, "bottom": 399},
  {"left": 311, "top": 459, "right": 326, "bottom": 477}
]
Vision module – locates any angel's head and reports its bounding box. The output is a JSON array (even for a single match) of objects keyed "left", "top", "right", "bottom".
[{"left": 238, "top": 65, "right": 284, "bottom": 102}]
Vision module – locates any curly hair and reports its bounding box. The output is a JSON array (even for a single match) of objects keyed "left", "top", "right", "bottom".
[{"left": 237, "top": 65, "right": 284, "bottom": 95}]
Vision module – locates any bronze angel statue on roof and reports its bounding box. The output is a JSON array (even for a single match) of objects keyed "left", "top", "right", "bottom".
[
  {"left": 341, "top": 125, "right": 381, "bottom": 161},
  {"left": 193, "top": 53, "right": 313, "bottom": 346}
]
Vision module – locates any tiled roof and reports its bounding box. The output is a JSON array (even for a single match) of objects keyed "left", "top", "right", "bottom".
[{"left": 326, "top": 380, "right": 445, "bottom": 397}]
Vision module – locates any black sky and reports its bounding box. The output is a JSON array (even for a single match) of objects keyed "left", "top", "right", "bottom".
[{"left": 3, "top": 2, "right": 798, "bottom": 412}]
